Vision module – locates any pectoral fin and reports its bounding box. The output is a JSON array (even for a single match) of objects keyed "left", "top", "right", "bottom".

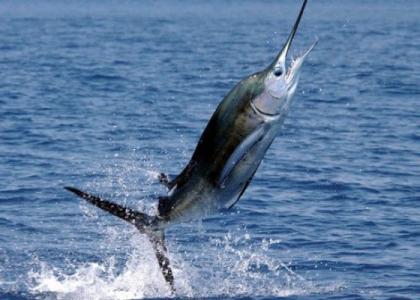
[
  {"left": 218, "top": 126, "right": 265, "bottom": 186},
  {"left": 227, "top": 168, "right": 258, "bottom": 209}
]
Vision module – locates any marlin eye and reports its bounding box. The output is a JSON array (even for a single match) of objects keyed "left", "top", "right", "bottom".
[{"left": 274, "top": 69, "right": 283, "bottom": 77}]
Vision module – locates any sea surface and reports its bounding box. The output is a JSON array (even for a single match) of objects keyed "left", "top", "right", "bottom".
[{"left": 0, "top": 0, "right": 419, "bottom": 299}]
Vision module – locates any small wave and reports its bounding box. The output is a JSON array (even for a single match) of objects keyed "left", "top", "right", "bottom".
[{"left": 83, "top": 74, "right": 127, "bottom": 82}]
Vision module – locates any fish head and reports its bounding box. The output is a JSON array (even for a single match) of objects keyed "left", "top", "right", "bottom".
[{"left": 252, "top": 0, "right": 317, "bottom": 117}]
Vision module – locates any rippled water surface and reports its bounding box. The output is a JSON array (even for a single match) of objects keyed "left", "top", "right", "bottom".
[{"left": 1, "top": 0, "right": 419, "bottom": 299}]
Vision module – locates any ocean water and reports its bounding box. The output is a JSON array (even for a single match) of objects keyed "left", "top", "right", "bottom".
[{"left": 0, "top": 0, "right": 419, "bottom": 299}]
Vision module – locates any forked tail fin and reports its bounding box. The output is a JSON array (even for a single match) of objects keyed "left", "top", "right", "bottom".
[{"left": 64, "top": 186, "right": 175, "bottom": 293}]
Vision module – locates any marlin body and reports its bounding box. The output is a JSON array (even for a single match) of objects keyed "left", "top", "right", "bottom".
[
  {"left": 65, "top": 0, "right": 316, "bottom": 293},
  {"left": 159, "top": 73, "right": 292, "bottom": 225}
]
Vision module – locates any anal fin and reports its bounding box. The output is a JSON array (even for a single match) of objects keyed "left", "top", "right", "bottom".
[{"left": 157, "top": 196, "right": 172, "bottom": 218}]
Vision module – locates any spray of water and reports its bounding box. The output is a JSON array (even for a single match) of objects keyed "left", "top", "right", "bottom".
[{"left": 27, "top": 153, "right": 342, "bottom": 299}]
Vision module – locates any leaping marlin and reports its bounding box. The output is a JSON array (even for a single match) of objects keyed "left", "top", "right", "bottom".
[{"left": 65, "top": 0, "right": 316, "bottom": 293}]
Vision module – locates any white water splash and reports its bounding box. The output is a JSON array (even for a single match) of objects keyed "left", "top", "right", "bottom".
[
  {"left": 27, "top": 158, "right": 343, "bottom": 299},
  {"left": 29, "top": 235, "right": 192, "bottom": 299},
  {"left": 28, "top": 229, "right": 343, "bottom": 299}
]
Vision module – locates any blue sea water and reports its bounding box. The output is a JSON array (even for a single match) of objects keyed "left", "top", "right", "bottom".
[{"left": 0, "top": 0, "right": 419, "bottom": 299}]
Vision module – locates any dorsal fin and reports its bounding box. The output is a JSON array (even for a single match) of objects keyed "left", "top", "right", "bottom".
[{"left": 158, "top": 173, "right": 176, "bottom": 189}]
